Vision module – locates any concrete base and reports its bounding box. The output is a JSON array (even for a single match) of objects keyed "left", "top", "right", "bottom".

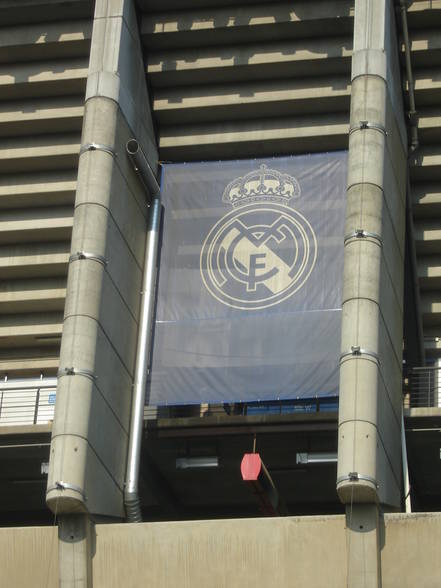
[
  {"left": 1, "top": 513, "right": 441, "bottom": 587},
  {"left": 346, "top": 504, "right": 382, "bottom": 588},
  {"left": 58, "top": 514, "right": 94, "bottom": 588}
]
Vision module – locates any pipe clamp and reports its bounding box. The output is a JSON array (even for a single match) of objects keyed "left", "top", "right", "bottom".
[
  {"left": 69, "top": 251, "right": 107, "bottom": 267},
  {"left": 344, "top": 229, "right": 382, "bottom": 245},
  {"left": 80, "top": 142, "right": 116, "bottom": 157},
  {"left": 58, "top": 367, "right": 96, "bottom": 382},
  {"left": 337, "top": 472, "right": 378, "bottom": 488},
  {"left": 47, "top": 480, "right": 87, "bottom": 501},
  {"left": 340, "top": 346, "right": 380, "bottom": 365},
  {"left": 349, "top": 120, "right": 387, "bottom": 135}
]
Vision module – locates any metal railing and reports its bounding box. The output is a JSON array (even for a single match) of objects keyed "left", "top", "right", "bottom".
[
  {"left": 5, "top": 365, "right": 441, "bottom": 427},
  {"left": 0, "top": 377, "right": 57, "bottom": 426},
  {"left": 2, "top": 365, "right": 441, "bottom": 428},
  {"left": 0, "top": 376, "right": 338, "bottom": 428},
  {"left": 4, "top": 366, "right": 441, "bottom": 428},
  {"left": 405, "top": 367, "right": 441, "bottom": 409}
]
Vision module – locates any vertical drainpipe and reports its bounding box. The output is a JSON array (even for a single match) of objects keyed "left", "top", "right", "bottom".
[
  {"left": 124, "top": 140, "right": 162, "bottom": 523},
  {"left": 400, "top": 0, "right": 422, "bottom": 507},
  {"left": 399, "top": 0, "right": 425, "bottom": 366}
]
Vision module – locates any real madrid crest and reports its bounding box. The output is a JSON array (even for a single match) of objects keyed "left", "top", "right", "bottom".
[{"left": 200, "top": 164, "right": 318, "bottom": 310}]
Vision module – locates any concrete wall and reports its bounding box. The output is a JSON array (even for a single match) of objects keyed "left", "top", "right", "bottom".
[
  {"left": 2, "top": 513, "right": 441, "bottom": 587},
  {"left": 0, "top": 525, "right": 58, "bottom": 587}
]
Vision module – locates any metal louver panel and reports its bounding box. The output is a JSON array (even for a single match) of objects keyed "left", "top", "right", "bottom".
[
  {"left": 407, "top": 1, "right": 441, "bottom": 357},
  {"left": 140, "top": 1, "right": 354, "bottom": 161},
  {"left": 0, "top": 1, "right": 92, "bottom": 377}
]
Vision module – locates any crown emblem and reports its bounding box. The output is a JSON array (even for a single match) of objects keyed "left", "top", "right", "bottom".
[{"left": 222, "top": 164, "right": 301, "bottom": 208}]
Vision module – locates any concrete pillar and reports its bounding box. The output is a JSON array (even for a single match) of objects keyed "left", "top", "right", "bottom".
[
  {"left": 46, "top": 0, "right": 158, "bottom": 518},
  {"left": 346, "top": 505, "right": 382, "bottom": 588},
  {"left": 58, "top": 515, "right": 94, "bottom": 588},
  {"left": 338, "top": 0, "right": 408, "bottom": 585},
  {"left": 46, "top": 0, "right": 158, "bottom": 582}
]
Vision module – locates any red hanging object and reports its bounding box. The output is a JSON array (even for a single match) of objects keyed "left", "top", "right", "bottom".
[{"left": 240, "top": 453, "right": 286, "bottom": 517}]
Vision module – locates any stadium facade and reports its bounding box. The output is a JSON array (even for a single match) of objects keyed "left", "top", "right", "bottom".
[{"left": 1, "top": 0, "right": 441, "bottom": 586}]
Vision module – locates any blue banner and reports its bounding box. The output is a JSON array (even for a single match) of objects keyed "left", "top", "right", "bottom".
[{"left": 148, "top": 152, "right": 347, "bottom": 405}]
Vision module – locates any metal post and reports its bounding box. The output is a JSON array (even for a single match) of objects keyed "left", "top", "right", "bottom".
[
  {"left": 401, "top": 410, "right": 412, "bottom": 513},
  {"left": 435, "top": 360, "right": 441, "bottom": 408},
  {"left": 33, "top": 384, "right": 41, "bottom": 425}
]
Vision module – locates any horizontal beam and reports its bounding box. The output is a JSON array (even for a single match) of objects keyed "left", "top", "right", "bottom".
[
  {"left": 0, "top": 242, "right": 69, "bottom": 279},
  {"left": 0, "top": 278, "right": 66, "bottom": 314},
  {"left": 150, "top": 421, "right": 338, "bottom": 439},
  {"left": 141, "top": 1, "right": 353, "bottom": 50},
  {"left": 153, "top": 76, "right": 350, "bottom": 124},
  {"left": 0, "top": 58, "right": 87, "bottom": 100},
  {"left": 158, "top": 113, "right": 348, "bottom": 160},
  {"left": 0, "top": 19, "right": 91, "bottom": 63},
  {"left": 411, "top": 146, "right": 441, "bottom": 182},
  {"left": 0, "top": 134, "right": 80, "bottom": 174},
  {"left": 0, "top": 0, "right": 93, "bottom": 27},
  {"left": 147, "top": 36, "right": 352, "bottom": 87},
  {"left": 0, "top": 170, "right": 76, "bottom": 209},
  {"left": 0, "top": 96, "right": 84, "bottom": 138},
  {"left": 0, "top": 312, "right": 62, "bottom": 348},
  {"left": 0, "top": 206, "right": 73, "bottom": 245},
  {"left": 0, "top": 350, "right": 59, "bottom": 376}
]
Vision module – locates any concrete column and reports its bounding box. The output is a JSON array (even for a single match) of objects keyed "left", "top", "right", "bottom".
[
  {"left": 346, "top": 505, "right": 382, "bottom": 588},
  {"left": 58, "top": 515, "right": 94, "bottom": 588},
  {"left": 46, "top": 0, "right": 158, "bottom": 518},
  {"left": 338, "top": 0, "right": 406, "bottom": 507},
  {"left": 46, "top": 0, "right": 158, "bottom": 583},
  {"left": 338, "top": 0, "right": 408, "bottom": 585},
  {"left": 338, "top": 0, "right": 389, "bottom": 508}
]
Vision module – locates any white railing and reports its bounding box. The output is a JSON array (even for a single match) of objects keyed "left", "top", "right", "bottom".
[
  {"left": 405, "top": 367, "right": 441, "bottom": 408},
  {"left": 0, "top": 377, "right": 57, "bottom": 426},
  {"left": 0, "top": 380, "right": 339, "bottom": 427}
]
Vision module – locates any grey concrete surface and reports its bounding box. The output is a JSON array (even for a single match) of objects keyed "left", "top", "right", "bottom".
[
  {"left": 338, "top": 0, "right": 406, "bottom": 511},
  {"left": 2, "top": 513, "right": 441, "bottom": 588}
]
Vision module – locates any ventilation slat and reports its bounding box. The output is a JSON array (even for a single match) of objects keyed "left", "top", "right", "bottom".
[{"left": 0, "top": 11, "right": 88, "bottom": 376}]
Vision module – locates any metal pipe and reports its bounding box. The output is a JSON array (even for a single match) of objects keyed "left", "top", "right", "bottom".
[
  {"left": 124, "top": 153, "right": 162, "bottom": 521},
  {"left": 399, "top": 0, "right": 419, "bottom": 153},
  {"left": 401, "top": 411, "right": 412, "bottom": 513},
  {"left": 126, "top": 139, "right": 160, "bottom": 199},
  {"left": 296, "top": 452, "right": 337, "bottom": 464},
  {"left": 406, "top": 177, "right": 425, "bottom": 365},
  {"left": 0, "top": 443, "right": 51, "bottom": 449},
  {"left": 399, "top": 2, "right": 425, "bottom": 365}
]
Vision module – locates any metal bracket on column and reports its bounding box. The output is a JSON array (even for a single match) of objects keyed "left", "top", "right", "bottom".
[
  {"left": 344, "top": 229, "right": 382, "bottom": 246},
  {"left": 79, "top": 142, "right": 116, "bottom": 157},
  {"left": 47, "top": 480, "right": 87, "bottom": 501},
  {"left": 57, "top": 367, "right": 97, "bottom": 382},
  {"left": 337, "top": 472, "right": 379, "bottom": 488},
  {"left": 340, "top": 346, "right": 380, "bottom": 365},
  {"left": 349, "top": 120, "right": 387, "bottom": 135},
  {"left": 69, "top": 251, "right": 107, "bottom": 267}
]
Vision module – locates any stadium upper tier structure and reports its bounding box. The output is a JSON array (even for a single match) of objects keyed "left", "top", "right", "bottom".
[{"left": 1, "top": 1, "right": 441, "bottom": 587}]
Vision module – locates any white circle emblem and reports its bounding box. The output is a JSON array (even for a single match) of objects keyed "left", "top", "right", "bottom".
[{"left": 200, "top": 203, "right": 317, "bottom": 310}]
